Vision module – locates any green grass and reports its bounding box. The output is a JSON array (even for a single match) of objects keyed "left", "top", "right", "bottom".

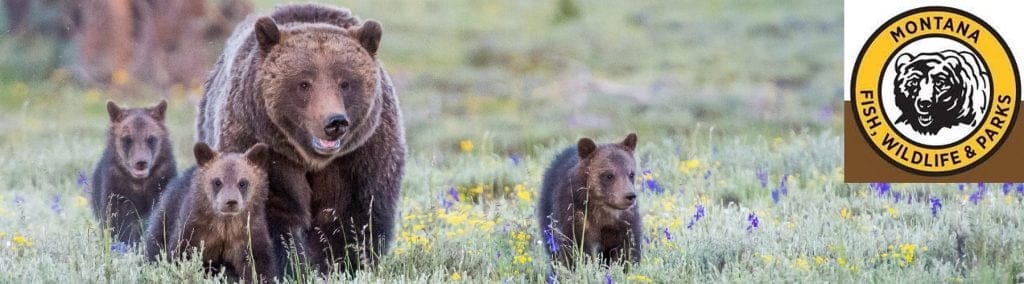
[{"left": 1, "top": 0, "right": 1023, "bottom": 283}]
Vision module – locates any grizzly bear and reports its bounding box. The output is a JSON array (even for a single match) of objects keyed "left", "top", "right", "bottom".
[
  {"left": 537, "top": 133, "right": 643, "bottom": 268},
  {"left": 91, "top": 100, "right": 176, "bottom": 245},
  {"left": 196, "top": 4, "right": 405, "bottom": 272},
  {"left": 144, "top": 143, "right": 277, "bottom": 282}
]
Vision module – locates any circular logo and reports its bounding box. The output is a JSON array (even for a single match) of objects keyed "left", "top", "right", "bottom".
[{"left": 851, "top": 6, "right": 1020, "bottom": 175}]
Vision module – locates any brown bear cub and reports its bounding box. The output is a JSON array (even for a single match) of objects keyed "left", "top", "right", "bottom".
[
  {"left": 91, "top": 100, "right": 176, "bottom": 245},
  {"left": 144, "top": 143, "right": 277, "bottom": 282},
  {"left": 538, "top": 133, "right": 643, "bottom": 268}
]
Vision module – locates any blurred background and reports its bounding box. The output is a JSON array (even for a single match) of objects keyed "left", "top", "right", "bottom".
[{"left": 0, "top": 0, "right": 842, "bottom": 156}]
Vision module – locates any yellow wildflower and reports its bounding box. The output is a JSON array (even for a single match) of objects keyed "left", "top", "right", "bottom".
[
  {"left": 814, "top": 256, "right": 826, "bottom": 266},
  {"left": 513, "top": 255, "right": 532, "bottom": 264},
  {"left": 74, "top": 196, "right": 89, "bottom": 208},
  {"left": 514, "top": 184, "right": 531, "bottom": 202},
  {"left": 627, "top": 275, "right": 653, "bottom": 283},
  {"left": 459, "top": 140, "right": 474, "bottom": 152},
  {"left": 794, "top": 257, "right": 810, "bottom": 270},
  {"left": 900, "top": 243, "right": 916, "bottom": 264},
  {"left": 450, "top": 272, "right": 462, "bottom": 281},
  {"left": 12, "top": 235, "right": 32, "bottom": 250},
  {"left": 840, "top": 208, "right": 852, "bottom": 220},
  {"left": 678, "top": 159, "right": 701, "bottom": 174}
]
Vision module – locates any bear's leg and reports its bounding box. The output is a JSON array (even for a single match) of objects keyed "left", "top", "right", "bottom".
[
  {"left": 348, "top": 135, "right": 403, "bottom": 269},
  {"left": 264, "top": 159, "right": 313, "bottom": 274}
]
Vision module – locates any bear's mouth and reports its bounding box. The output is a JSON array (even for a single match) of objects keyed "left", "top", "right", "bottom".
[
  {"left": 129, "top": 168, "right": 149, "bottom": 179},
  {"left": 918, "top": 115, "right": 933, "bottom": 127},
  {"left": 311, "top": 137, "right": 343, "bottom": 154}
]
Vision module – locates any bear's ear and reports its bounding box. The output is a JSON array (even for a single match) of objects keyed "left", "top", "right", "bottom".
[
  {"left": 895, "top": 53, "right": 912, "bottom": 71},
  {"left": 107, "top": 101, "right": 124, "bottom": 122},
  {"left": 244, "top": 143, "right": 270, "bottom": 168},
  {"left": 147, "top": 100, "right": 167, "bottom": 122},
  {"left": 255, "top": 17, "right": 280, "bottom": 52},
  {"left": 352, "top": 20, "right": 382, "bottom": 57},
  {"left": 621, "top": 133, "right": 638, "bottom": 153},
  {"left": 194, "top": 142, "right": 217, "bottom": 168},
  {"left": 577, "top": 137, "right": 597, "bottom": 159}
]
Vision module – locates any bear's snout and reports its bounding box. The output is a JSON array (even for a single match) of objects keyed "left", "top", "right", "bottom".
[{"left": 324, "top": 114, "right": 350, "bottom": 139}]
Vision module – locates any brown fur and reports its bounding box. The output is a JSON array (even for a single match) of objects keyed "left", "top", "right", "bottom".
[
  {"left": 537, "top": 133, "right": 643, "bottom": 268},
  {"left": 91, "top": 100, "right": 176, "bottom": 245},
  {"left": 197, "top": 4, "right": 405, "bottom": 273},
  {"left": 144, "top": 143, "right": 277, "bottom": 282}
]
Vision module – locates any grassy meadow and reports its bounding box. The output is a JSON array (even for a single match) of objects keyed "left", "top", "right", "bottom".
[{"left": 2, "top": 0, "right": 1023, "bottom": 282}]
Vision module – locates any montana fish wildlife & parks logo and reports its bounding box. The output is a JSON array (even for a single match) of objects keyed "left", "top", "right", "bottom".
[{"left": 851, "top": 6, "right": 1020, "bottom": 176}]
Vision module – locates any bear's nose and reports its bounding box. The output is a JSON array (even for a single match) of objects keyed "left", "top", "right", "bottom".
[
  {"left": 324, "top": 115, "right": 350, "bottom": 138},
  {"left": 625, "top": 193, "right": 637, "bottom": 202},
  {"left": 917, "top": 100, "right": 932, "bottom": 110},
  {"left": 134, "top": 161, "right": 148, "bottom": 170},
  {"left": 225, "top": 200, "right": 238, "bottom": 208}
]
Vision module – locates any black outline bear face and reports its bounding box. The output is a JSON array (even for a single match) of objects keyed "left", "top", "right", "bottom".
[{"left": 893, "top": 50, "right": 990, "bottom": 135}]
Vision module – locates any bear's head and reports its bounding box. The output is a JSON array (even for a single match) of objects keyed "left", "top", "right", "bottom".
[
  {"left": 194, "top": 142, "right": 270, "bottom": 216},
  {"left": 577, "top": 133, "right": 639, "bottom": 210},
  {"left": 107, "top": 100, "right": 168, "bottom": 180},
  {"left": 893, "top": 50, "right": 990, "bottom": 135},
  {"left": 253, "top": 16, "right": 383, "bottom": 167}
]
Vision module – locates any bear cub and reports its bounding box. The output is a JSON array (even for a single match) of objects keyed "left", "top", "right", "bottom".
[
  {"left": 91, "top": 100, "right": 176, "bottom": 245},
  {"left": 144, "top": 143, "right": 277, "bottom": 282},
  {"left": 538, "top": 133, "right": 643, "bottom": 268}
]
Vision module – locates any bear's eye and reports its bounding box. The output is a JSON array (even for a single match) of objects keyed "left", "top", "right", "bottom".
[
  {"left": 340, "top": 81, "right": 350, "bottom": 90},
  {"left": 602, "top": 173, "right": 614, "bottom": 181},
  {"left": 628, "top": 172, "right": 636, "bottom": 181},
  {"left": 122, "top": 137, "right": 133, "bottom": 146},
  {"left": 935, "top": 80, "right": 949, "bottom": 90},
  {"left": 238, "top": 179, "right": 248, "bottom": 190},
  {"left": 298, "top": 81, "right": 312, "bottom": 91},
  {"left": 212, "top": 178, "right": 223, "bottom": 188},
  {"left": 907, "top": 80, "right": 919, "bottom": 87},
  {"left": 146, "top": 136, "right": 157, "bottom": 148}
]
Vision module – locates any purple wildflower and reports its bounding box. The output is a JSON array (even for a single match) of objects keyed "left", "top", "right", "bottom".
[
  {"left": 977, "top": 183, "right": 986, "bottom": 191},
  {"left": 969, "top": 190, "right": 983, "bottom": 205},
  {"left": 873, "top": 183, "right": 891, "bottom": 197},
  {"left": 448, "top": 187, "right": 460, "bottom": 202},
  {"left": 111, "top": 242, "right": 130, "bottom": 254},
  {"left": 756, "top": 168, "right": 769, "bottom": 188},
  {"left": 14, "top": 195, "right": 24, "bottom": 204},
  {"left": 686, "top": 204, "right": 705, "bottom": 229},
  {"left": 438, "top": 193, "right": 453, "bottom": 212},
  {"left": 1017, "top": 184, "right": 1024, "bottom": 195},
  {"left": 779, "top": 174, "right": 789, "bottom": 196},
  {"left": 892, "top": 191, "right": 901, "bottom": 203},
  {"left": 605, "top": 274, "right": 613, "bottom": 284},
  {"left": 543, "top": 228, "right": 559, "bottom": 253},
  {"left": 1003, "top": 183, "right": 1012, "bottom": 195},
  {"left": 76, "top": 171, "right": 89, "bottom": 189},
  {"left": 509, "top": 153, "right": 522, "bottom": 166},
  {"left": 548, "top": 272, "right": 557, "bottom": 284},
  {"left": 50, "top": 194, "right": 62, "bottom": 214},
  {"left": 771, "top": 190, "right": 780, "bottom": 204},
  {"left": 662, "top": 227, "right": 672, "bottom": 240},
  {"left": 958, "top": 184, "right": 965, "bottom": 192},
  {"left": 704, "top": 170, "right": 712, "bottom": 181},
  {"left": 643, "top": 170, "right": 663, "bottom": 193},
  {"left": 746, "top": 213, "right": 760, "bottom": 232},
  {"left": 929, "top": 197, "right": 942, "bottom": 217}
]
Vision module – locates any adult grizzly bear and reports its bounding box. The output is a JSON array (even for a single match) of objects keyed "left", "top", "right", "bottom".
[{"left": 197, "top": 4, "right": 405, "bottom": 272}]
